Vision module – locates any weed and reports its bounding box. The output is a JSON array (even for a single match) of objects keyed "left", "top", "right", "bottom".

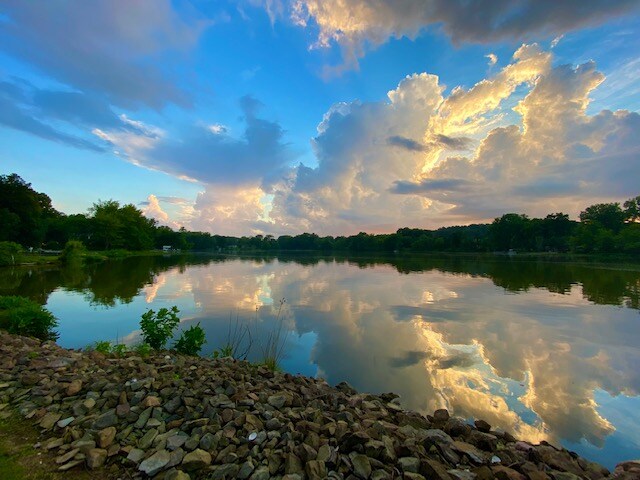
[
  {"left": 112, "top": 343, "right": 128, "bottom": 357},
  {"left": 173, "top": 323, "right": 206, "bottom": 356},
  {"left": 259, "top": 298, "right": 289, "bottom": 372},
  {"left": 92, "top": 340, "right": 112, "bottom": 355},
  {"left": 27, "top": 352, "right": 38, "bottom": 359},
  {"left": 139, "top": 306, "right": 180, "bottom": 350},
  {"left": 132, "top": 342, "right": 152, "bottom": 358}
]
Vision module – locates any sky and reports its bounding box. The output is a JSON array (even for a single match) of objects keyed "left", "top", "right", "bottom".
[{"left": 1, "top": 0, "right": 639, "bottom": 236}]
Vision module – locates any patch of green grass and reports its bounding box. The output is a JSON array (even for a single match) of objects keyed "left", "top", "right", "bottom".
[{"left": 0, "top": 413, "right": 98, "bottom": 479}]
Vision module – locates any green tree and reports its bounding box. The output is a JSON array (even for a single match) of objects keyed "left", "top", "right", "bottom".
[
  {"left": 579, "top": 203, "right": 626, "bottom": 233},
  {"left": 623, "top": 195, "right": 640, "bottom": 222},
  {"left": 0, "top": 173, "right": 59, "bottom": 247}
]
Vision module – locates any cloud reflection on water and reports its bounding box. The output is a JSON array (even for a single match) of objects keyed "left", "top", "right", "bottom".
[{"left": 137, "top": 257, "right": 640, "bottom": 458}]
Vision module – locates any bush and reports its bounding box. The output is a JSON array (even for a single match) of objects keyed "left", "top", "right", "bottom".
[
  {"left": 174, "top": 323, "right": 206, "bottom": 356},
  {"left": 60, "top": 240, "right": 85, "bottom": 265},
  {"left": 0, "top": 242, "right": 23, "bottom": 266},
  {"left": 91, "top": 340, "right": 113, "bottom": 355},
  {"left": 0, "top": 296, "right": 58, "bottom": 340},
  {"left": 139, "top": 306, "right": 180, "bottom": 350},
  {"left": 133, "top": 342, "right": 152, "bottom": 357}
]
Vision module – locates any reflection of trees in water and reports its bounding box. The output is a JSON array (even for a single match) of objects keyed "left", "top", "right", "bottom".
[
  {"left": 0, "top": 255, "right": 215, "bottom": 307},
  {"left": 1, "top": 254, "right": 639, "bottom": 310}
]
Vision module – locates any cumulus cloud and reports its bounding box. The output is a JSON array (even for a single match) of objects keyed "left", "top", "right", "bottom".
[
  {"left": 288, "top": 0, "right": 640, "bottom": 72},
  {"left": 260, "top": 44, "right": 640, "bottom": 234},
  {"left": 0, "top": 0, "right": 211, "bottom": 109}
]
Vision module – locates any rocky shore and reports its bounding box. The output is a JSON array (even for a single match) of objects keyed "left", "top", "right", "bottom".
[{"left": 0, "top": 331, "right": 638, "bottom": 480}]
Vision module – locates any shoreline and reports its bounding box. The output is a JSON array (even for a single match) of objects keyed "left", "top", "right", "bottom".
[{"left": 1, "top": 331, "right": 638, "bottom": 480}]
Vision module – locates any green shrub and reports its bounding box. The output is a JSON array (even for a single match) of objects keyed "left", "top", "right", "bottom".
[
  {"left": 112, "top": 344, "right": 128, "bottom": 357},
  {"left": 60, "top": 240, "right": 85, "bottom": 265},
  {"left": 0, "top": 296, "right": 58, "bottom": 341},
  {"left": 132, "top": 342, "right": 152, "bottom": 357},
  {"left": 91, "top": 340, "right": 112, "bottom": 355},
  {"left": 139, "top": 306, "right": 180, "bottom": 350},
  {"left": 0, "top": 242, "right": 22, "bottom": 266},
  {"left": 173, "top": 323, "right": 206, "bottom": 356}
]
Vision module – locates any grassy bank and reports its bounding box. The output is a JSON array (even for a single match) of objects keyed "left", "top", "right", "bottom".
[{"left": 0, "top": 413, "right": 97, "bottom": 480}]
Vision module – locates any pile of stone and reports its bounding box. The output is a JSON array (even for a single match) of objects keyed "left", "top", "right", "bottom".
[{"left": 0, "top": 331, "right": 637, "bottom": 480}]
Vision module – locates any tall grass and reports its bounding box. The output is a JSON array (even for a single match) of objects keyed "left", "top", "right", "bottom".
[{"left": 259, "top": 298, "right": 289, "bottom": 371}]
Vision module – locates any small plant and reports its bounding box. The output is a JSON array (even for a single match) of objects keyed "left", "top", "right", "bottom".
[
  {"left": 173, "top": 323, "right": 206, "bottom": 356},
  {"left": 112, "top": 343, "right": 128, "bottom": 357},
  {"left": 27, "top": 351, "right": 39, "bottom": 359},
  {"left": 0, "top": 296, "right": 58, "bottom": 341},
  {"left": 133, "top": 342, "right": 152, "bottom": 358},
  {"left": 92, "top": 340, "right": 113, "bottom": 355},
  {"left": 139, "top": 306, "right": 180, "bottom": 350}
]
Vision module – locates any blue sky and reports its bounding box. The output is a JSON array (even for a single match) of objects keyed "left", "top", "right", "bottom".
[{"left": 1, "top": 0, "right": 639, "bottom": 235}]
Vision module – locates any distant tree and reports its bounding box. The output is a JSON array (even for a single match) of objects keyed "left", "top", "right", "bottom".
[
  {"left": 579, "top": 203, "right": 626, "bottom": 233},
  {"left": 490, "top": 214, "right": 531, "bottom": 251},
  {"left": 0, "top": 173, "right": 60, "bottom": 247},
  {"left": 624, "top": 195, "right": 640, "bottom": 222}
]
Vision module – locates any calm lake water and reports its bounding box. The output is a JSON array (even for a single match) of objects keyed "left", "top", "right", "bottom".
[{"left": 1, "top": 254, "right": 639, "bottom": 468}]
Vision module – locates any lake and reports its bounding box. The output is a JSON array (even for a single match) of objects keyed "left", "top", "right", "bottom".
[{"left": 1, "top": 254, "right": 639, "bottom": 469}]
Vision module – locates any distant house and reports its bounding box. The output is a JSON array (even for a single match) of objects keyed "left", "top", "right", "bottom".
[{"left": 162, "top": 245, "right": 172, "bottom": 252}]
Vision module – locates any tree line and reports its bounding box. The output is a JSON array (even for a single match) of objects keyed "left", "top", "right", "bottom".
[{"left": 1, "top": 173, "right": 639, "bottom": 254}]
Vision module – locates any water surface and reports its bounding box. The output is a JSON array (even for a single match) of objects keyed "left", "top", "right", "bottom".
[{"left": 1, "top": 254, "right": 639, "bottom": 468}]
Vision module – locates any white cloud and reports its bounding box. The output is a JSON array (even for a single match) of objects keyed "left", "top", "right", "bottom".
[
  {"left": 486, "top": 53, "right": 498, "bottom": 66},
  {"left": 141, "top": 194, "right": 169, "bottom": 222},
  {"left": 88, "top": 44, "right": 639, "bottom": 236}
]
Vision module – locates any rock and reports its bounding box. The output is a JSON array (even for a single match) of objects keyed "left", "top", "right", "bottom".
[
  {"left": 57, "top": 416, "right": 74, "bottom": 428},
  {"left": 167, "top": 432, "right": 190, "bottom": 451},
  {"left": 39, "top": 412, "right": 61, "bottom": 429},
  {"left": 448, "top": 469, "right": 477, "bottom": 480},
  {"left": 433, "top": 409, "right": 450, "bottom": 422},
  {"left": 96, "top": 426, "right": 116, "bottom": 448},
  {"left": 86, "top": 448, "right": 108, "bottom": 469},
  {"left": 250, "top": 466, "right": 271, "bottom": 480},
  {"left": 451, "top": 441, "right": 486, "bottom": 464},
  {"left": 468, "top": 431, "right": 498, "bottom": 452},
  {"left": 268, "top": 394, "right": 287, "bottom": 408},
  {"left": 306, "top": 460, "right": 328, "bottom": 479},
  {"left": 138, "top": 428, "right": 159, "bottom": 450},
  {"left": 285, "top": 453, "right": 304, "bottom": 475},
  {"left": 139, "top": 449, "right": 171, "bottom": 476},
  {"left": 238, "top": 460, "right": 256, "bottom": 479},
  {"left": 66, "top": 379, "right": 82, "bottom": 396},
  {"left": 399, "top": 457, "right": 421, "bottom": 473},
  {"left": 142, "top": 395, "right": 161, "bottom": 407},
  {"left": 165, "top": 470, "right": 191, "bottom": 480},
  {"left": 474, "top": 419, "right": 491, "bottom": 433},
  {"left": 126, "top": 448, "right": 146, "bottom": 465},
  {"left": 181, "top": 449, "right": 212, "bottom": 471},
  {"left": 420, "top": 459, "right": 453, "bottom": 480},
  {"left": 350, "top": 453, "right": 372, "bottom": 479},
  {"left": 55, "top": 448, "right": 80, "bottom": 464},
  {"left": 491, "top": 466, "right": 527, "bottom": 480},
  {"left": 93, "top": 409, "right": 118, "bottom": 429},
  {"left": 423, "top": 429, "right": 454, "bottom": 447},
  {"left": 209, "top": 463, "right": 240, "bottom": 480}
]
